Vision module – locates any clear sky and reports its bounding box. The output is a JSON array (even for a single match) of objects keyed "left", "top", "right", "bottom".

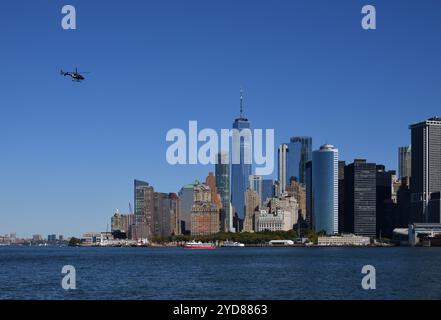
[{"left": 1, "top": 0, "right": 440, "bottom": 238}]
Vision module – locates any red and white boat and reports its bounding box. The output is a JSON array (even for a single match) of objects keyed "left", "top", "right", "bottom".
[{"left": 183, "top": 241, "right": 216, "bottom": 249}]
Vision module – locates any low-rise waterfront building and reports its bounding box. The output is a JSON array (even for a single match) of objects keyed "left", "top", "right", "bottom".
[
  {"left": 408, "top": 223, "right": 441, "bottom": 246},
  {"left": 32, "top": 234, "right": 43, "bottom": 241},
  {"left": 81, "top": 232, "right": 102, "bottom": 246},
  {"left": 317, "top": 234, "right": 371, "bottom": 246}
]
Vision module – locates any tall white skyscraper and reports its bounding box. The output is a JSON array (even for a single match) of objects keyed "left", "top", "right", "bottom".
[
  {"left": 278, "top": 144, "right": 288, "bottom": 196},
  {"left": 312, "top": 144, "right": 339, "bottom": 235}
]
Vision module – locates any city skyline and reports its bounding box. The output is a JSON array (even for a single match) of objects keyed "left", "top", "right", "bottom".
[
  {"left": 1, "top": 0, "right": 441, "bottom": 237},
  {"left": 3, "top": 115, "right": 438, "bottom": 239}
]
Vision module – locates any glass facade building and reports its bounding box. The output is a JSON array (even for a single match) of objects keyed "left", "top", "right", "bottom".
[
  {"left": 231, "top": 92, "right": 252, "bottom": 222},
  {"left": 216, "top": 153, "right": 232, "bottom": 232},
  {"left": 344, "top": 159, "right": 377, "bottom": 237},
  {"left": 305, "top": 161, "right": 313, "bottom": 229},
  {"left": 398, "top": 146, "right": 412, "bottom": 179},
  {"left": 178, "top": 181, "right": 199, "bottom": 233},
  {"left": 261, "top": 179, "right": 274, "bottom": 205},
  {"left": 338, "top": 161, "right": 346, "bottom": 234},
  {"left": 410, "top": 117, "right": 441, "bottom": 223},
  {"left": 312, "top": 144, "right": 339, "bottom": 235},
  {"left": 287, "top": 137, "right": 312, "bottom": 185}
]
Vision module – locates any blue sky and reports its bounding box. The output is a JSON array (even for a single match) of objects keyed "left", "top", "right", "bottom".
[{"left": 0, "top": 0, "right": 440, "bottom": 237}]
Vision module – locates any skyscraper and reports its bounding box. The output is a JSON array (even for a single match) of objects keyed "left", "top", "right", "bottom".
[
  {"left": 231, "top": 90, "right": 252, "bottom": 224},
  {"left": 111, "top": 210, "right": 129, "bottom": 235},
  {"left": 153, "top": 192, "right": 181, "bottom": 237},
  {"left": 191, "top": 183, "right": 220, "bottom": 236},
  {"left": 338, "top": 161, "right": 346, "bottom": 234},
  {"left": 178, "top": 181, "right": 199, "bottom": 233},
  {"left": 396, "top": 177, "right": 411, "bottom": 227},
  {"left": 376, "top": 165, "right": 397, "bottom": 238},
  {"left": 287, "top": 136, "right": 312, "bottom": 185},
  {"left": 168, "top": 193, "right": 181, "bottom": 236},
  {"left": 286, "top": 179, "right": 306, "bottom": 221},
  {"left": 244, "top": 189, "right": 260, "bottom": 232},
  {"left": 249, "top": 175, "right": 263, "bottom": 206},
  {"left": 312, "top": 144, "right": 339, "bottom": 235},
  {"left": 278, "top": 144, "right": 288, "bottom": 195},
  {"left": 206, "top": 172, "right": 222, "bottom": 209},
  {"left": 305, "top": 161, "right": 313, "bottom": 229},
  {"left": 410, "top": 117, "right": 441, "bottom": 223},
  {"left": 344, "top": 160, "right": 377, "bottom": 237},
  {"left": 398, "top": 146, "right": 412, "bottom": 179},
  {"left": 134, "top": 179, "right": 154, "bottom": 240},
  {"left": 215, "top": 153, "right": 232, "bottom": 232},
  {"left": 261, "top": 179, "right": 274, "bottom": 205}
]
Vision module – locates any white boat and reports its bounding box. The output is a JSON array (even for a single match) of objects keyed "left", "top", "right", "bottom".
[
  {"left": 184, "top": 241, "right": 216, "bottom": 249},
  {"left": 269, "top": 240, "right": 294, "bottom": 246},
  {"left": 221, "top": 241, "right": 245, "bottom": 247}
]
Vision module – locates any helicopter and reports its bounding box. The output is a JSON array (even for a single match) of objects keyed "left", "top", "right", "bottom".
[{"left": 60, "top": 67, "right": 89, "bottom": 82}]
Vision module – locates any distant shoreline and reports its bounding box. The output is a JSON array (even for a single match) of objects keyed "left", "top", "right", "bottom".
[{"left": 0, "top": 243, "right": 408, "bottom": 248}]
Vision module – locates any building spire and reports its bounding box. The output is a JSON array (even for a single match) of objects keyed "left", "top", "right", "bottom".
[{"left": 240, "top": 87, "right": 244, "bottom": 119}]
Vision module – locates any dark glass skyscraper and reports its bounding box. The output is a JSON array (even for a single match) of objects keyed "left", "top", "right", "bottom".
[
  {"left": 216, "top": 153, "right": 231, "bottom": 232},
  {"left": 344, "top": 160, "right": 377, "bottom": 237},
  {"left": 410, "top": 117, "right": 441, "bottom": 223},
  {"left": 305, "top": 161, "right": 313, "bottom": 229},
  {"left": 287, "top": 136, "right": 312, "bottom": 185},
  {"left": 376, "top": 165, "right": 397, "bottom": 238},
  {"left": 396, "top": 177, "right": 412, "bottom": 227},
  {"left": 338, "top": 161, "right": 346, "bottom": 233},
  {"left": 261, "top": 179, "right": 274, "bottom": 205},
  {"left": 231, "top": 91, "right": 252, "bottom": 223}
]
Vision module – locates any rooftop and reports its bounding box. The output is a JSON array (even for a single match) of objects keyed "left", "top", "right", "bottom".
[
  {"left": 409, "top": 116, "right": 441, "bottom": 128},
  {"left": 319, "top": 144, "right": 336, "bottom": 150}
]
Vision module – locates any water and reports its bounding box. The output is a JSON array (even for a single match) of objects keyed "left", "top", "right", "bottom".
[{"left": 0, "top": 246, "right": 440, "bottom": 300}]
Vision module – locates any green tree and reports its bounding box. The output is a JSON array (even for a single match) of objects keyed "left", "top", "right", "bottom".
[{"left": 68, "top": 237, "right": 81, "bottom": 246}]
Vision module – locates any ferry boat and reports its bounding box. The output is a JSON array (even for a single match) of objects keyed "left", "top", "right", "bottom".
[
  {"left": 221, "top": 241, "right": 245, "bottom": 247},
  {"left": 269, "top": 239, "right": 294, "bottom": 246},
  {"left": 183, "top": 241, "right": 216, "bottom": 249}
]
